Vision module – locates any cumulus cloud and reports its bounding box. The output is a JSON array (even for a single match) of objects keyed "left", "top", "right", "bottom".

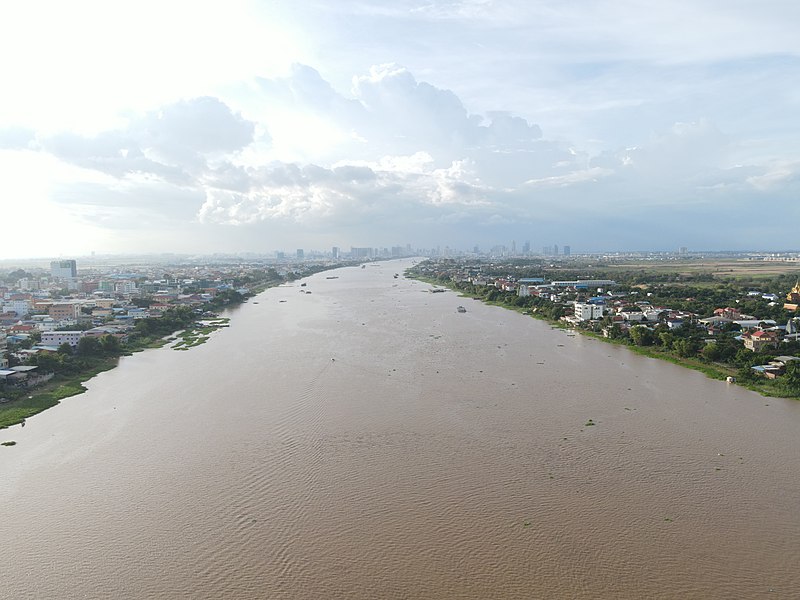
[
  {"left": 11, "top": 61, "right": 799, "bottom": 250},
  {"left": 197, "top": 155, "right": 491, "bottom": 227},
  {"left": 40, "top": 97, "right": 256, "bottom": 184},
  {"left": 0, "top": 126, "right": 35, "bottom": 149}
]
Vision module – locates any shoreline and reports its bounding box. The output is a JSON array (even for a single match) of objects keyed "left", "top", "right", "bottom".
[
  {"left": 408, "top": 273, "right": 798, "bottom": 401},
  {"left": 1, "top": 292, "right": 254, "bottom": 431},
  {"left": 0, "top": 262, "right": 356, "bottom": 432}
]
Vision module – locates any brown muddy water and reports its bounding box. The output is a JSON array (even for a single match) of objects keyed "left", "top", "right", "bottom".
[{"left": 1, "top": 259, "right": 798, "bottom": 599}]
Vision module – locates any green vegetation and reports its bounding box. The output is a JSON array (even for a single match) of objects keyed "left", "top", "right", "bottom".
[
  {"left": 0, "top": 360, "right": 117, "bottom": 429},
  {"left": 0, "top": 307, "right": 236, "bottom": 429}
]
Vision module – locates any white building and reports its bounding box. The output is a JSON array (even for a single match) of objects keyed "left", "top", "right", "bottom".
[
  {"left": 573, "top": 302, "right": 604, "bottom": 321},
  {"left": 0, "top": 331, "right": 8, "bottom": 369},
  {"left": 2, "top": 300, "right": 31, "bottom": 318},
  {"left": 50, "top": 259, "right": 77, "bottom": 280},
  {"left": 114, "top": 281, "right": 137, "bottom": 295},
  {"left": 40, "top": 331, "right": 86, "bottom": 348}
]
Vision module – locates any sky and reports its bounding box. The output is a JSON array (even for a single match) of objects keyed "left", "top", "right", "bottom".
[{"left": 1, "top": 0, "right": 799, "bottom": 258}]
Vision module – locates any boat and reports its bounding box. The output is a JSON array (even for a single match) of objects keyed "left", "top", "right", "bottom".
[
  {"left": 457, "top": 306, "right": 466, "bottom": 313},
  {"left": 326, "top": 276, "right": 339, "bottom": 279},
  {"left": 301, "top": 283, "right": 307, "bottom": 287}
]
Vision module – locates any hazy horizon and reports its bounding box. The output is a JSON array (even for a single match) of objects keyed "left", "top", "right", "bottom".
[{"left": 2, "top": 1, "right": 799, "bottom": 258}]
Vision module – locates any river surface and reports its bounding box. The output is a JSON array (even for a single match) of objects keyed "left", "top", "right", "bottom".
[{"left": 1, "top": 259, "right": 798, "bottom": 599}]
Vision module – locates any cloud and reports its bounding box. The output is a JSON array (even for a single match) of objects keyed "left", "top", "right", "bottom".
[
  {"left": 9, "top": 60, "right": 800, "bottom": 251},
  {"left": 197, "top": 155, "right": 491, "bottom": 227},
  {"left": 0, "top": 126, "right": 36, "bottom": 149},
  {"left": 40, "top": 97, "right": 257, "bottom": 184}
]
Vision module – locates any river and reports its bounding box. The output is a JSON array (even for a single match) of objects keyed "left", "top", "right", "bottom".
[{"left": 1, "top": 259, "right": 798, "bottom": 599}]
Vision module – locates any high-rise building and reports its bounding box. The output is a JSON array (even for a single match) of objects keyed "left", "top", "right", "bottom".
[
  {"left": 332, "top": 246, "right": 340, "bottom": 259},
  {"left": 51, "top": 259, "right": 77, "bottom": 280},
  {"left": 522, "top": 241, "right": 530, "bottom": 254},
  {"left": 553, "top": 244, "right": 559, "bottom": 256},
  {"left": 296, "top": 249, "right": 304, "bottom": 260},
  {"left": 511, "top": 240, "right": 517, "bottom": 255},
  {"left": 563, "top": 245, "right": 571, "bottom": 256},
  {"left": 351, "top": 247, "right": 373, "bottom": 259}
]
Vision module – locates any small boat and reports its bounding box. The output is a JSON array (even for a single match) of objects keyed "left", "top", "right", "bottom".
[
  {"left": 326, "top": 276, "right": 339, "bottom": 279},
  {"left": 457, "top": 306, "right": 466, "bottom": 313},
  {"left": 301, "top": 283, "right": 307, "bottom": 287}
]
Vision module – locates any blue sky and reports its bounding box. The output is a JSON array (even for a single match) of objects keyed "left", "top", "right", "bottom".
[{"left": 1, "top": 0, "right": 799, "bottom": 257}]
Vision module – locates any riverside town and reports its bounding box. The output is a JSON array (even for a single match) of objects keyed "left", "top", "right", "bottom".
[
  {"left": 408, "top": 251, "right": 800, "bottom": 399},
  {"left": 0, "top": 253, "right": 361, "bottom": 428}
]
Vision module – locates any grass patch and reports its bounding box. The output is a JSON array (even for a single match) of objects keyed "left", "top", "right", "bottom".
[{"left": 0, "top": 359, "right": 118, "bottom": 430}]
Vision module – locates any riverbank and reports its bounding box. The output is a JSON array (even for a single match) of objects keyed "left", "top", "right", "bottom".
[
  {"left": 0, "top": 358, "right": 119, "bottom": 430},
  {"left": 0, "top": 263, "right": 354, "bottom": 432},
  {"left": 408, "top": 273, "right": 798, "bottom": 400},
  {"left": 2, "top": 304, "right": 252, "bottom": 431}
]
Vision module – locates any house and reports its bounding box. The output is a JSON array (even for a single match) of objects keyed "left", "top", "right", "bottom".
[
  {"left": 751, "top": 364, "right": 784, "bottom": 379},
  {"left": 742, "top": 330, "right": 780, "bottom": 352},
  {"left": 713, "top": 307, "right": 753, "bottom": 320}
]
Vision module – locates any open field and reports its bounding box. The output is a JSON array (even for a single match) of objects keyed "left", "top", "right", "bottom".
[{"left": 598, "top": 259, "right": 800, "bottom": 279}]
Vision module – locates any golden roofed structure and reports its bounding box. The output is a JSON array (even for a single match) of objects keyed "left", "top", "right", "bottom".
[{"left": 784, "top": 281, "right": 800, "bottom": 311}]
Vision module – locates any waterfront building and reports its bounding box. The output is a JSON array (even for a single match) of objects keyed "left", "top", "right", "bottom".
[
  {"left": 573, "top": 302, "right": 604, "bottom": 321},
  {"left": 742, "top": 330, "right": 780, "bottom": 352},
  {"left": 41, "top": 331, "right": 86, "bottom": 348}
]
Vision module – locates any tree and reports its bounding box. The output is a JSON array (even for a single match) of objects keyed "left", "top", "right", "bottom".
[
  {"left": 630, "top": 326, "right": 655, "bottom": 346},
  {"left": 658, "top": 331, "right": 675, "bottom": 348},
  {"left": 782, "top": 362, "right": 800, "bottom": 395},
  {"left": 57, "top": 343, "right": 73, "bottom": 356},
  {"left": 76, "top": 336, "right": 103, "bottom": 357},
  {"left": 100, "top": 335, "right": 121, "bottom": 356},
  {"left": 701, "top": 342, "right": 721, "bottom": 361},
  {"left": 673, "top": 338, "right": 699, "bottom": 358}
]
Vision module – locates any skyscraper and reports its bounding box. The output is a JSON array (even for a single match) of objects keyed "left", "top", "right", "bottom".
[{"left": 563, "top": 245, "right": 571, "bottom": 256}]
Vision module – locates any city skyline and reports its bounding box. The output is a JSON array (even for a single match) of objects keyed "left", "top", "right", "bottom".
[{"left": 2, "top": 1, "right": 799, "bottom": 258}]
